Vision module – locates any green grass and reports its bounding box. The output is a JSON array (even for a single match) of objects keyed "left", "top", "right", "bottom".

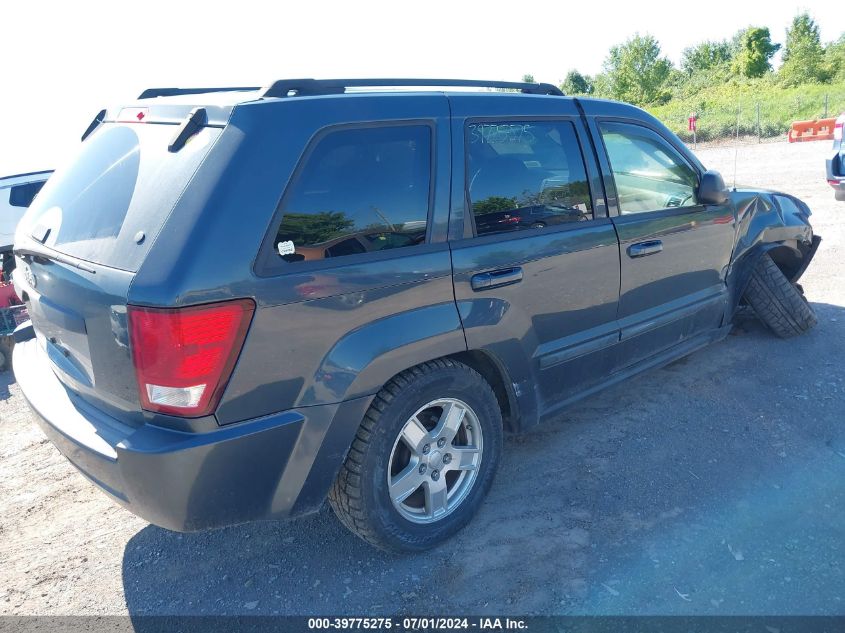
[{"left": 647, "top": 79, "right": 845, "bottom": 142}]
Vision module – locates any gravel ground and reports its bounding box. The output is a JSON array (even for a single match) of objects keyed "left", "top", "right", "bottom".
[{"left": 0, "top": 141, "right": 843, "bottom": 616}]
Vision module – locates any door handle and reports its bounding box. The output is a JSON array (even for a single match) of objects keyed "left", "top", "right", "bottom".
[
  {"left": 627, "top": 240, "right": 663, "bottom": 258},
  {"left": 471, "top": 267, "right": 523, "bottom": 291}
]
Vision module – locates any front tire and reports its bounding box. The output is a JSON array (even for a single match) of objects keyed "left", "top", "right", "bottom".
[
  {"left": 328, "top": 359, "right": 503, "bottom": 552},
  {"left": 743, "top": 253, "right": 817, "bottom": 338}
]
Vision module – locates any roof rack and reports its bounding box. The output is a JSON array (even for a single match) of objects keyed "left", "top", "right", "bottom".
[
  {"left": 137, "top": 86, "right": 260, "bottom": 99},
  {"left": 261, "top": 78, "right": 564, "bottom": 98}
]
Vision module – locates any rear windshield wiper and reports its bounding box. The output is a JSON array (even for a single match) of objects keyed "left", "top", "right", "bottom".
[{"left": 14, "top": 245, "right": 97, "bottom": 274}]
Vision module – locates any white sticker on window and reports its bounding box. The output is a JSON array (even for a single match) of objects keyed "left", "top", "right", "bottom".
[{"left": 277, "top": 240, "right": 296, "bottom": 256}]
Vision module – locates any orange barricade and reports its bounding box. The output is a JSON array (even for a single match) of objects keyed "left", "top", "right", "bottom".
[{"left": 787, "top": 118, "right": 837, "bottom": 143}]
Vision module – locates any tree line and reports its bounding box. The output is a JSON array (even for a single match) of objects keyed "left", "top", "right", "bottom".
[{"left": 531, "top": 12, "right": 844, "bottom": 107}]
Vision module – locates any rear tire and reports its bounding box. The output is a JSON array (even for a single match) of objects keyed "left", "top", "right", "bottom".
[
  {"left": 743, "top": 253, "right": 817, "bottom": 338},
  {"left": 328, "top": 359, "right": 503, "bottom": 552},
  {"left": 835, "top": 190, "right": 845, "bottom": 202}
]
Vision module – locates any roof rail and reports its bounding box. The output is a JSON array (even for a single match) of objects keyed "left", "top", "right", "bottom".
[
  {"left": 261, "top": 78, "right": 564, "bottom": 98},
  {"left": 137, "top": 86, "right": 260, "bottom": 99}
]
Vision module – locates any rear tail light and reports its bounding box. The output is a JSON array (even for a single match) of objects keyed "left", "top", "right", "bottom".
[{"left": 128, "top": 299, "right": 255, "bottom": 417}]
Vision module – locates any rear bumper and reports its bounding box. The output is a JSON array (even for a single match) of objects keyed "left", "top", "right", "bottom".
[{"left": 12, "top": 338, "right": 370, "bottom": 532}]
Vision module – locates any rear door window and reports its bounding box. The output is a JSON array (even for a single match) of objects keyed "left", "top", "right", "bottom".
[
  {"left": 466, "top": 121, "right": 593, "bottom": 237},
  {"left": 22, "top": 123, "right": 220, "bottom": 272},
  {"left": 273, "top": 125, "right": 432, "bottom": 263}
]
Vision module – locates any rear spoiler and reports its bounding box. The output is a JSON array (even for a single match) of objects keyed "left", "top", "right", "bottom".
[
  {"left": 79, "top": 86, "right": 264, "bottom": 142},
  {"left": 80, "top": 102, "right": 237, "bottom": 142}
]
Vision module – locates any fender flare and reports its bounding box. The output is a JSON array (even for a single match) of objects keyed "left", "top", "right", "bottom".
[{"left": 299, "top": 301, "right": 468, "bottom": 406}]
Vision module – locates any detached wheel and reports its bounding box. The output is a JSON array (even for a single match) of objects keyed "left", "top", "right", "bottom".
[
  {"left": 328, "top": 359, "right": 503, "bottom": 552},
  {"left": 743, "top": 253, "right": 817, "bottom": 338}
]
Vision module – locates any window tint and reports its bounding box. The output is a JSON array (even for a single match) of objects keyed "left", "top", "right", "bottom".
[
  {"left": 24, "top": 123, "right": 220, "bottom": 272},
  {"left": 600, "top": 122, "right": 698, "bottom": 214},
  {"left": 466, "top": 121, "right": 592, "bottom": 237},
  {"left": 274, "top": 125, "right": 431, "bottom": 263},
  {"left": 9, "top": 180, "right": 47, "bottom": 208}
]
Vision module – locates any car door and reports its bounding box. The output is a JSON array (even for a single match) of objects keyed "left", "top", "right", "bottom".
[
  {"left": 592, "top": 119, "right": 735, "bottom": 369},
  {"left": 448, "top": 95, "right": 621, "bottom": 424}
]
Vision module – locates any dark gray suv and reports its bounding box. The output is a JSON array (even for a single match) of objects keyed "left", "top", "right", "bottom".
[{"left": 12, "top": 79, "right": 820, "bottom": 552}]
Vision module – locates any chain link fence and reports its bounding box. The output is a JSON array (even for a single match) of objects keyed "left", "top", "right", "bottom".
[{"left": 653, "top": 92, "right": 845, "bottom": 147}]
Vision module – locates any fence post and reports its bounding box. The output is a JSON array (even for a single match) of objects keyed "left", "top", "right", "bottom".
[
  {"left": 824, "top": 94, "right": 829, "bottom": 118},
  {"left": 756, "top": 102, "right": 761, "bottom": 144}
]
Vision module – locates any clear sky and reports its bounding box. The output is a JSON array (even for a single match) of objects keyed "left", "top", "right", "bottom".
[{"left": 1, "top": 0, "right": 840, "bottom": 176}]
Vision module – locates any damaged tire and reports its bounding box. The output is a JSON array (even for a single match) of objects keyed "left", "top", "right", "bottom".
[{"left": 743, "top": 253, "right": 817, "bottom": 338}]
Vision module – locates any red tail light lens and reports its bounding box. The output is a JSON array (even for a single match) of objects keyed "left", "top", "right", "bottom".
[{"left": 128, "top": 299, "right": 255, "bottom": 417}]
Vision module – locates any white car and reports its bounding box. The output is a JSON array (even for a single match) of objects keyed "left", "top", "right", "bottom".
[{"left": 1, "top": 170, "right": 52, "bottom": 253}]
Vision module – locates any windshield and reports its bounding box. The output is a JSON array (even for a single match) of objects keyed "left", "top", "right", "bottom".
[{"left": 20, "top": 122, "right": 220, "bottom": 272}]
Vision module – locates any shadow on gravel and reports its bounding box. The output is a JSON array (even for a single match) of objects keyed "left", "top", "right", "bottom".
[{"left": 121, "top": 303, "right": 845, "bottom": 618}]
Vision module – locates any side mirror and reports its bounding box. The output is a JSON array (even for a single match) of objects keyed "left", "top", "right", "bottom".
[{"left": 698, "top": 170, "right": 729, "bottom": 205}]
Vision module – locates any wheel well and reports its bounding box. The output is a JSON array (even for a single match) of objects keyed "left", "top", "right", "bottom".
[
  {"left": 767, "top": 244, "right": 803, "bottom": 282},
  {"left": 447, "top": 350, "right": 518, "bottom": 433}
]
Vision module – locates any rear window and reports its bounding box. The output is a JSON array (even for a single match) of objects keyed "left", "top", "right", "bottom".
[{"left": 21, "top": 123, "right": 220, "bottom": 272}]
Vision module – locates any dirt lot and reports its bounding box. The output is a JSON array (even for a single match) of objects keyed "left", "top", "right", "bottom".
[{"left": 1, "top": 141, "right": 843, "bottom": 616}]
